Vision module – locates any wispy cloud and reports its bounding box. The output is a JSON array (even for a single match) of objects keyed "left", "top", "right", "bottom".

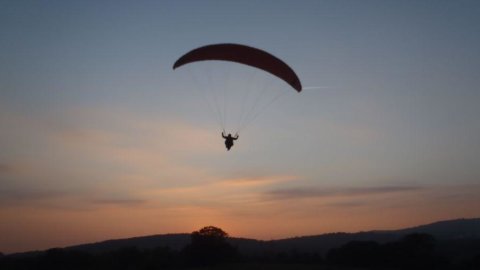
[
  {"left": 324, "top": 200, "right": 367, "bottom": 208},
  {"left": 265, "top": 185, "right": 423, "bottom": 200},
  {"left": 219, "top": 174, "right": 296, "bottom": 187},
  {"left": 343, "top": 186, "right": 423, "bottom": 195},
  {"left": 92, "top": 198, "right": 147, "bottom": 206},
  {"left": 0, "top": 188, "right": 69, "bottom": 204},
  {"left": 0, "top": 186, "right": 149, "bottom": 211}
]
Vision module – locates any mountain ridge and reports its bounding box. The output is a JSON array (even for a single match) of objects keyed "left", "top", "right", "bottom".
[{"left": 9, "top": 217, "right": 480, "bottom": 256}]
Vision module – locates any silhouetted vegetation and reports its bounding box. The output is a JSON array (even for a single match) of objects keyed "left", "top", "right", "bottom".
[
  {"left": 1, "top": 227, "right": 480, "bottom": 269},
  {"left": 182, "top": 226, "right": 238, "bottom": 266},
  {"left": 326, "top": 233, "right": 450, "bottom": 269}
]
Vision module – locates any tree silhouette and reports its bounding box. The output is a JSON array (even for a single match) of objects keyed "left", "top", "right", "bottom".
[
  {"left": 183, "top": 226, "right": 237, "bottom": 266},
  {"left": 326, "top": 233, "right": 447, "bottom": 269},
  {"left": 327, "top": 240, "right": 380, "bottom": 267},
  {"left": 402, "top": 233, "right": 436, "bottom": 253}
]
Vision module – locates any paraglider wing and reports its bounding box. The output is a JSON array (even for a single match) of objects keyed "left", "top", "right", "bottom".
[{"left": 173, "top": 43, "right": 302, "bottom": 92}]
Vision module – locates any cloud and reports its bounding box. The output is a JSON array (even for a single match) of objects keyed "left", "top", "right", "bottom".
[
  {"left": 325, "top": 200, "right": 366, "bottom": 208},
  {"left": 0, "top": 186, "right": 149, "bottom": 211},
  {"left": 92, "top": 198, "right": 146, "bottom": 206},
  {"left": 342, "top": 186, "right": 423, "bottom": 195},
  {"left": 264, "top": 185, "right": 423, "bottom": 200},
  {"left": 219, "top": 174, "right": 296, "bottom": 187},
  {"left": 0, "top": 188, "right": 69, "bottom": 204}
]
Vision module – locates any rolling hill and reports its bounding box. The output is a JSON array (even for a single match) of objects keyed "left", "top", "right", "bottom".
[{"left": 10, "top": 217, "right": 480, "bottom": 257}]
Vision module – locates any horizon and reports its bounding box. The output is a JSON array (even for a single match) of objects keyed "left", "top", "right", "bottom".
[
  {"left": 5, "top": 216, "right": 479, "bottom": 255},
  {"left": 1, "top": 1, "right": 480, "bottom": 254}
]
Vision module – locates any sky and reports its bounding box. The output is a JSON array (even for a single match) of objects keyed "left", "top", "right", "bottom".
[{"left": 1, "top": 0, "right": 480, "bottom": 254}]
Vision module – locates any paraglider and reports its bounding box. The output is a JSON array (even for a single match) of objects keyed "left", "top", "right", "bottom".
[
  {"left": 173, "top": 43, "right": 302, "bottom": 150},
  {"left": 173, "top": 43, "right": 302, "bottom": 92},
  {"left": 221, "top": 131, "right": 239, "bottom": 151}
]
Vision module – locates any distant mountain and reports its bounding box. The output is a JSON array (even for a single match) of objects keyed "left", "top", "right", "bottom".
[
  {"left": 10, "top": 217, "right": 480, "bottom": 257},
  {"left": 396, "top": 218, "right": 480, "bottom": 239},
  {"left": 66, "top": 233, "right": 191, "bottom": 253},
  {"left": 262, "top": 218, "right": 480, "bottom": 255}
]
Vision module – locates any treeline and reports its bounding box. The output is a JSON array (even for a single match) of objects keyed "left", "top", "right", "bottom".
[
  {"left": 327, "top": 233, "right": 446, "bottom": 269},
  {"left": 1, "top": 227, "right": 479, "bottom": 269}
]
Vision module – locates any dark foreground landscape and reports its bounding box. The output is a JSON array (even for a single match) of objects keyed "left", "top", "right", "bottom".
[{"left": 1, "top": 218, "right": 479, "bottom": 269}]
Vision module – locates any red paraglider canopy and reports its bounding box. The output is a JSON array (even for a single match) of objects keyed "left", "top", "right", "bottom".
[{"left": 173, "top": 43, "right": 302, "bottom": 92}]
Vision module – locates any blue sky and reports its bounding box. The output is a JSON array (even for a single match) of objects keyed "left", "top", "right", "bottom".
[{"left": 1, "top": 0, "right": 480, "bottom": 253}]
